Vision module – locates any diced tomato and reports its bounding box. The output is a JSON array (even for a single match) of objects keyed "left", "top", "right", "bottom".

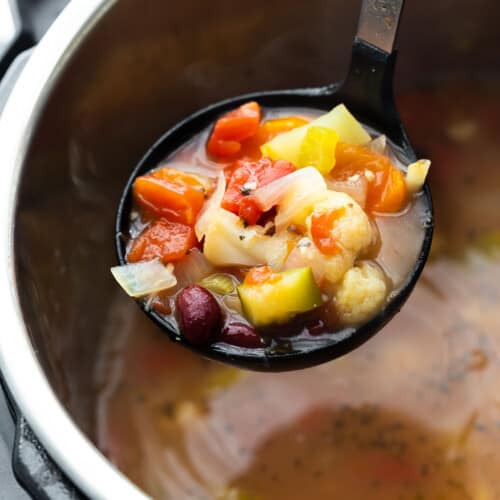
[
  {"left": 259, "top": 159, "right": 297, "bottom": 185},
  {"left": 239, "top": 197, "right": 262, "bottom": 226},
  {"left": 127, "top": 219, "right": 197, "bottom": 263},
  {"left": 133, "top": 167, "right": 208, "bottom": 225},
  {"left": 239, "top": 115, "right": 310, "bottom": 159},
  {"left": 222, "top": 158, "right": 296, "bottom": 225},
  {"left": 207, "top": 102, "right": 262, "bottom": 159},
  {"left": 244, "top": 266, "right": 281, "bottom": 286},
  {"left": 212, "top": 102, "right": 261, "bottom": 141},
  {"left": 310, "top": 207, "right": 346, "bottom": 255},
  {"left": 333, "top": 142, "right": 408, "bottom": 213}
]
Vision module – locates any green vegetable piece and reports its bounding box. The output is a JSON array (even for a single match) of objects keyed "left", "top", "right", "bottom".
[
  {"left": 237, "top": 267, "right": 323, "bottom": 327},
  {"left": 199, "top": 273, "right": 236, "bottom": 295}
]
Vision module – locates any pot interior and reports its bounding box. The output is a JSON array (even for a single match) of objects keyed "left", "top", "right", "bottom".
[{"left": 12, "top": 0, "right": 500, "bottom": 497}]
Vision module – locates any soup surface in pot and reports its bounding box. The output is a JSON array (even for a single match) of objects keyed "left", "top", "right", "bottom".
[{"left": 96, "top": 81, "right": 500, "bottom": 499}]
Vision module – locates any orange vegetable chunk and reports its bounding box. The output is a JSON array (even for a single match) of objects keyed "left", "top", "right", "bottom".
[
  {"left": 244, "top": 266, "right": 282, "bottom": 286},
  {"left": 127, "top": 219, "right": 196, "bottom": 263},
  {"left": 133, "top": 167, "right": 207, "bottom": 225},
  {"left": 207, "top": 101, "right": 262, "bottom": 159},
  {"left": 333, "top": 142, "right": 408, "bottom": 213},
  {"left": 370, "top": 165, "right": 407, "bottom": 212}
]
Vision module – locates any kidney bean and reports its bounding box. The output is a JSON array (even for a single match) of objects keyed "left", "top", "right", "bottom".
[
  {"left": 221, "top": 322, "right": 263, "bottom": 348},
  {"left": 306, "top": 319, "right": 327, "bottom": 336},
  {"left": 176, "top": 285, "right": 222, "bottom": 345}
]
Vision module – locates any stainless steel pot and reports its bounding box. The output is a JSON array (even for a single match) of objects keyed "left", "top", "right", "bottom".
[{"left": 0, "top": 0, "right": 499, "bottom": 498}]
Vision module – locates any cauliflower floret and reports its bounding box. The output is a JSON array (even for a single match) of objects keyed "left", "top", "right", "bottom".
[
  {"left": 287, "top": 191, "right": 372, "bottom": 285},
  {"left": 284, "top": 238, "right": 354, "bottom": 285},
  {"left": 334, "top": 262, "right": 387, "bottom": 324},
  {"left": 307, "top": 190, "right": 372, "bottom": 254}
]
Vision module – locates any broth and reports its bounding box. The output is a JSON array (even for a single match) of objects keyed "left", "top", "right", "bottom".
[{"left": 97, "top": 81, "right": 500, "bottom": 499}]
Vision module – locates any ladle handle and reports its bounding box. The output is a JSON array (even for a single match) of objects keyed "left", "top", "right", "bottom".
[
  {"left": 338, "top": 0, "right": 407, "bottom": 143},
  {"left": 356, "top": 0, "right": 404, "bottom": 54}
]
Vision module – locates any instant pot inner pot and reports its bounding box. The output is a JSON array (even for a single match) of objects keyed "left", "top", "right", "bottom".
[{"left": 12, "top": 0, "right": 499, "bottom": 471}]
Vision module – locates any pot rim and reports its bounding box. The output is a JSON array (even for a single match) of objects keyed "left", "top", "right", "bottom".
[{"left": 0, "top": 0, "right": 148, "bottom": 498}]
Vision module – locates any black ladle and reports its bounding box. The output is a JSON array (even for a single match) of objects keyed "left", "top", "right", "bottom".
[{"left": 115, "top": 0, "right": 433, "bottom": 371}]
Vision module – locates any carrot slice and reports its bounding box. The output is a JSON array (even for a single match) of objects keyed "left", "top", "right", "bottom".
[
  {"left": 207, "top": 102, "right": 262, "bottom": 158},
  {"left": 127, "top": 219, "right": 196, "bottom": 263},
  {"left": 133, "top": 167, "right": 207, "bottom": 225}
]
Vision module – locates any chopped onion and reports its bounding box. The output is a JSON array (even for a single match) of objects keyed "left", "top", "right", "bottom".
[
  {"left": 284, "top": 238, "right": 324, "bottom": 284},
  {"left": 326, "top": 175, "right": 368, "bottom": 208},
  {"left": 251, "top": 167, "right": 327, "bottom": 232},
  {"left": 195, "top": 171, "right": 226, "bottom": 240},
  {"left": 375, "top": 209, "right": 423, "bottom": 288},
  {"left": 252, "top": 166, "right": 326, "bottom": 212},
  {"left": 367, "top": 135, "right": 386, "bottom": 155},
  {"left": 223, "top": 295, "right": 243, "bottom": 315},
  {"left": 203, "top": 208, "right": 289, "bottom": 268},
  {"left": 174, "top": 248, "right": 214, "bottom": 289},
  {"left": 406, "top": 159, "right": 431, "bottom": 193},
  {"left": 111, "top": 260, "right": 177, "bottom": 297}
]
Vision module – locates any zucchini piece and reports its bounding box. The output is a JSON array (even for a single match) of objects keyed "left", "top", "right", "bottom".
[{"left": 237, "top": 267, "right": 322, "bottom": 327}]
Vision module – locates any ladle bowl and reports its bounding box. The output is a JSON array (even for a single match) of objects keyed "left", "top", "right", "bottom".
[{"left": 115, "top": 0, "right": 433, "bottom": 371}]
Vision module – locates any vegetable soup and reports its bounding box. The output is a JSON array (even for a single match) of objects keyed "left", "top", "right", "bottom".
[{"left": 113, "top": 103, "right": 429, "bottom": 350}]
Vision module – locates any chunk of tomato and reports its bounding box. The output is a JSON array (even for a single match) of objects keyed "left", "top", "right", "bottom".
[
  {"left": 222, "top": 158, "right": 296, "bottom": 225},
  {"left": 207, "top": 102, "right": 262, "bottom": 159},
  {"left": 127, "top": 219, "right": 196, "bottom": 263}
]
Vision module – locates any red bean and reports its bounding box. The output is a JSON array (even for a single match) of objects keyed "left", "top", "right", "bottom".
[
  {"left": 221, "top": 322, "right": 263, "bottom": 348},
  {"left": 307, "top": 319, "right": 327, "bottom": 336},
  {"left": 176, "top": 285, "right": 222, "bottom": 345}
]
